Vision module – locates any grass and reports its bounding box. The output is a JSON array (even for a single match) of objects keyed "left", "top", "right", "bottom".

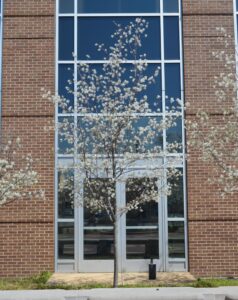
[{"left": 1, "top": 272, "right": 238, "bottom": 290}]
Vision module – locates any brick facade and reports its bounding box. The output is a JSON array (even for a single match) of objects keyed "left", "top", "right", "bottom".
[
  {"left": 183, "top": 0, "right": 238, "bottom": 277},
  {"left": 0, "top": 0, "right": 55, "bottom": 277},
  {"left": 0, "top": 0, "right": 237, "bottom": 278}
]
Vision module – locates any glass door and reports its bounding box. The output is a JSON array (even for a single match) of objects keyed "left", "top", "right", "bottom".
[
  {"left": 120, "top": 177, "right": 164, "bottom": 272},
  {"left": 78, "top": 176, "right": 165, "bottom": 272},
  {"left": 78, "top": 178, "right": 115, "bottom": 272}
]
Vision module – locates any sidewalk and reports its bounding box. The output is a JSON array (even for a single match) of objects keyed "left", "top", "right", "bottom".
[{"left": 1, "top": 287, "right": 238, "bottom": 300}]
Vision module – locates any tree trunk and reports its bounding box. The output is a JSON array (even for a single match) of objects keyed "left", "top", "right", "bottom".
[{"left": 113, "top": 220, "right": 119, "bottom": 288}]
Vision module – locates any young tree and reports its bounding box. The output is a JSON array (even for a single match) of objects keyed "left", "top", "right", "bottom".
[
  {"left": 0, "top": 137, "right": 42, "bottom": 207},
  {"left": 187, "top": 28, "right": 238, "bottom": 197},
  {"left": 45, "top": 18, "right": 182, "bottom": 287}
]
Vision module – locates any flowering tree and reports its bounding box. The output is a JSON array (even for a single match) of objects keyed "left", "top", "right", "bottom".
[
  {"left": 45, "top": 18, "right": 182, "bottom": 287},
  {"left": 187, "top": 28, "right": 238, "bottom": 197},
  {"left": 0, "top": 137, "right": 41, "bottom": 207}
]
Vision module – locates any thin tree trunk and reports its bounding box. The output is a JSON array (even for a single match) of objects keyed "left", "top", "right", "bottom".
[{"left": 113, "top": 220, "right": 119, "bottom": 288}]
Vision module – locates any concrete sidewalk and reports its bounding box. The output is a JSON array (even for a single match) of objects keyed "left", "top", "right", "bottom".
[{"left": 0, "top": 287, "right": 238, "bottom": 300}]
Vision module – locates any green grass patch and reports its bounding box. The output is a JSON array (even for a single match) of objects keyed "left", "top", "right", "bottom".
[{"left": 1, "top": 273, "right": 238, "bottom": 290}]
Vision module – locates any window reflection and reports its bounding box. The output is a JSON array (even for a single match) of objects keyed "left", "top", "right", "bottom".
[
  {"left": 77, "top": 17, "right": 161, "bottom": 60},
  {"left": 126, "top": 229, "right": 159, "bottom": 259},
  {"left": 126, "top": 178, "right": 158, "bottom": 226},
  {"left": 58, "top": 117, "right": 74, "bottom": 155},
  {"left": 59, "top": 0, "right": 74, "bottom": 13},
  {"left": 167, "top": 170, "right": 184, "bottom": 218},
  {"left": 78, "top": 0, "right": 160, "bottom": 13},
  {"left": 58, "top": 223, "right": 74, "bottom": 259},
  {"left": 58, "top": 64, "right": 74, "bottom": 113},
  {"left": 84, "top": 179, "right": 114, "bottom": 226},
  {"left": 163, "top": 0, "right": 179, "bottom": 13},
  {"left": 168, "top": 221, "right": 185, "bottom": 258},
  {"left": 58, "top": 170, "right": 74, "bottom": 218},
  {"left": 84, "top": 230, "right": 114, "bottom": 259},
  {"left": 76, "top": 63, "right": 162, "bottom": 114},
  {"left": 165, "top": 63, "right": 181, "bottom": 110},
  {"left": 59, "top": 17, "right": 74, "bottom": 60},
  {"left": 164, "top": 17, "right": 180, "bottom": 60},
  {"left": 166, "top": 118, "right": 182, "bottom": 153}
]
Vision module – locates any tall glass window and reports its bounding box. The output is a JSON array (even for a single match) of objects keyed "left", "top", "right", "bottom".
[
  {"left": 56, "top": 0, "right": 186, "bottom": 272},
  {"left": 234, "top": 0, "right": 238, "bottom": 48}
]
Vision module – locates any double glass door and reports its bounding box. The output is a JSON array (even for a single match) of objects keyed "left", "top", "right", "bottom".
[{"left": 77, "top": 175, "right": 166, "bottom": 272}]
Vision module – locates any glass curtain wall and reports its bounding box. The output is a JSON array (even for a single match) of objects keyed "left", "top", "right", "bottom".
[{"left": 56, "top": 0, "right": 187, "bottom": 272}]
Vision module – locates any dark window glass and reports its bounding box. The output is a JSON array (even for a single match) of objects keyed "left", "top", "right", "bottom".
[
  {"left": 166, "top": 118, "right": 182, "bottom": 153},
  {"left": 126, "top": 178, "right": 158, "bottom": 226},
  {"left": 78, "top": 0, "right": 160, "bottom": 13},
  {"left": 77, "top": 17, "right": 160, "bottom": 60},
  {"left": 58, "top": 170, "right": 74, "bottom": 218},
  {"left": 84, "top": 179, "right": 114, "bottom": 226},
  {"left": 167, "top": 169, "right": 184, "bottom": 218},
  {"left": 58, "top": 64, "right": 74, "bottom": 113},
  {"left": 84, "top": 229, "right": 114, "bottom": 259},
  {"left": 163, "top": 0, "right": 179, "bottom": 12},
  {"left": 168, "top": 221, "right": 185, "bottom": 258},
  {"left": 59, "top": 0, "right": 74, "bottom": 13},
  {"left": 164, "top": 17, "right": 180, "bottom": 60},
  {"left": 58, "top": 117, "right": 74, "bottom": 154},
  {"left": 58, "top": 222, "right": 74, "bottom": 259},
  {"left": 126, "top": 229, "right": 159, "bottom": 259},
  {"left": 237, "top": 0, "right": 238, "bottom": 11},
  {"left": 59, "top": 17, "right": 74, "bottom": 60},
  {"left": 165, "top": 63, "right": 181, "bottom": 110},
  {"left": 237, "top": 16, "right": 238, "bottom": 40}
]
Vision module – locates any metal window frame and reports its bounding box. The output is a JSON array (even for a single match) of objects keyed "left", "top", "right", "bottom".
[{"left": 55, "top": 0, "right": 187, "bottom": 273}]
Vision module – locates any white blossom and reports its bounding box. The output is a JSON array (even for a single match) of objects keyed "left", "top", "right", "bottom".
[{"left": 0, "top": 137, "right": 43, "bottom": 207}]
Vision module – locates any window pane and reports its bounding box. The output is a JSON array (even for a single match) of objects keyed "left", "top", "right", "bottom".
[
  {"left": 58, "top": 64, "right": 74, "bottom": 113},
  {"left": 126, "top": 229, "right": 159, "bottom": 259},
  {"left": 164, "top": 17, "right": 180, "bottom": 60},
  {"left": 84, "top": 229, "right": 114, "bottom": 259},
  {"left": 84, "top": 179, "right": 114, "bottom": 226},
  {"left": 58, "top": 169, "right": 74, "bottom": 218},
  {"left": 165, "top": 63, "right": 181, "bottom": 110},
  {"left": 126, "top": 117, "right": 163, "bottom": 153},
  {"left": 58, "top": 222, "right": 74, "bottom": 259},
  {"left": 168, "top": 221, "right": 185, "bottom": 258},
  {"left": 77, "top": 17, "right": 160, "bottom": 60},
  {"left": 76, "top": 63, "right": 161, "bottom": 113},
  {"left": 59, "top": 0, "right": 74, "bottom": 13},
  {"left": 163, "top": 0, "right": 179, "bottom": 12},
  {"left": 237, "top": 0, "right": 238, "bottom": 11},
  {"left": 58, "top": 117, "right": 74, "bottom": 154},
  {"left": 59, "top": 17, "right": 74, "bottom": 60},
  {"left": 78, "top": 0, "right": 160, "bottom": 13},
  {"left": 166, "top": 118, "right": 182, "bottom": 153},
  {"left": 126, "top": 178, "right": 158, "bottom": 226},
  {"left": 168, "top": 169, "right": 184, "bottom": 218}
]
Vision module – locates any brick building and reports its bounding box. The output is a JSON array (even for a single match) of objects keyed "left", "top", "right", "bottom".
[{"left": 0, "top": 0, "right": 237, "bottom": 278}]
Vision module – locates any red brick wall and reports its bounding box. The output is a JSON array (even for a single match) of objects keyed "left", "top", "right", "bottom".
[
  {"left": 183, "top": 0, "right": 238, "bottom": 277},
  {"left": 0, "top": 0, "right": 55, "bottom": 277}
]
